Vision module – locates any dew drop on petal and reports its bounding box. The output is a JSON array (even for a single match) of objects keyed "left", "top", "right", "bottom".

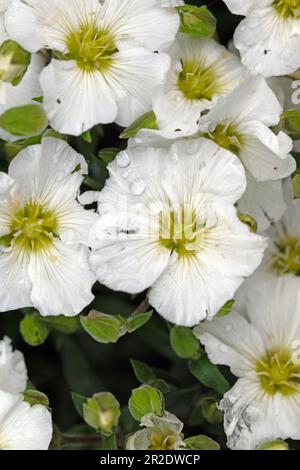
[
  {"left": 121, "top": 171, "right": 129, "bottom": 179},
  {"left": 131, "top": 179, "right": 146, "bottom": 196},
  {"left": 116, "top": 152, "right": 130, "bottom": 168}
]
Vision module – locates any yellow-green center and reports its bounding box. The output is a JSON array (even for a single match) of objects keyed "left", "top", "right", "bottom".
[
  {"left": 66, "top": 23, "right": 117, "bottom": 72},
  {"left": 148, "top": 430, "right": 178, "bottom": 451},
  {"left": 202, "top": 123, "right": 244, "bottom": 156},
  {"left": 272, "top": 236, "right": 300, "bottom": 275},
  {"left": 273, "top": 0, "right": 300, "bottom": 18},
  {"left": 159, "top": 209, "right": 203, "bottom": 257},
  {"left": 177, "top": 60, "right": 221, "bottom": 101},
  {"left": 256, "top": 348, "right": 300, "bottom": 396},
  {"left": 0, "top": 202, "right": 58, "bottom": 252}
]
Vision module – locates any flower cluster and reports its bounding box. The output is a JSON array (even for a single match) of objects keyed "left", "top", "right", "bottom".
[{"left": 0, "top": 0, "right": 300, "bottom": 451}]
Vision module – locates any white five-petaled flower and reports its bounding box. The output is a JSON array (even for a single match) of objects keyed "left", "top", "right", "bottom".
[
  {"left": 0, "top": 390, "right": 52, "bottom": 450},
  {"left": 89, "top": 139, "right": 267, "bottom": 327},
  {"left": 0, "top": 336, "right": 27, "bottom": 394},
  {"left": 0, "top": 137, "right": 97, "bottom": 316},
  {"left": 152, "top": 34, "right": 248, "bottom": 133},
  {"left": 126, "top": 412, "right": 185, "bottom": 450},
  {"left": 4, "top": 0, "right": 179, "bottom": 136},
  {"left": 195, "top": 280, "right": 300, "bottom": 450},
  {"left": 223, "top": 0, "right": 300, "bottom": 77}
]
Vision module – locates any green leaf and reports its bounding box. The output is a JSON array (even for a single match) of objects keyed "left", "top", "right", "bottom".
[
  {"left": 188, "top": 406, "right": 204, "bottom": 426},
  {"left": 4, "top": 135, "right": 42, "bottom": 159},
  {"left": 44, "top": 315, "right": 80, "bottom": 334},
  {"left": 120, "top": 111, "right": 157, "bottom": 139},
  {"left": 216, "top": 299, "right": 235, "bottom": 318},
  {"left": 80, "top": 310, "right": 125, "bottom": 344},
  {"left": 130, "top": 359, "right": 156, "bottom": 384},
  {"left": 184, "top": 435, "right": 220, "bottom": 450},
  {"left": 280, "top": 109, "right": 300, "bottom": 139},
  {"left": 200, "top": 396, "right": 223, "bottom": 424},
  {"left": 129, "top": 385, "right": 164, "bottom": 422},
  {"left": 0, "top": 104, "right": 48, "bottom": 137},
  {"left": 81, "top": 130, "right": 92, "bottom": 143},
  {"left": 71, "top": 392, "right": 87, "bottom": 419},
  {"left": 238, "top": 212, "right": 257, "bottom": 233},
  {"left": 99, "top": 148, "right": 119, "bottom": 165},
  {"left": 177, "top": 5, "right": 216, "bottom": 38},
  {"left": 293, "top": 173, "right": 300, "bottom": 198},
  {"left": 189, "top": 356, "right": 230, "bottom": 395},
  {"left": 257, "top": 439, "right": 289, "bottom": 450},
  {"left": 23, "top": 389, "right": 49, "bottom": 407},
  {"left": 170, "top": 326, "right": 199, "bottom": 358},
  {"left": 20, "top": 313, "right": 50, "bottom": 346},
  {"left": 83, "top": 392, "right": 121, "bottom": 435},
  {"left": 127, "top": 310, "right": 153, "bottom": 333}
]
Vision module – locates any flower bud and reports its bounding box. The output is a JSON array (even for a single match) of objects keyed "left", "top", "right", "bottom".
[
  {"left": 0, "top": 40, "right": 31, "bottom": 85},
  {"left": 83, "top": 392, "right": 120, "bottom": 435}
]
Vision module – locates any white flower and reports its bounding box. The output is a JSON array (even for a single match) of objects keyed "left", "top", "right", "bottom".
[
  {"left": 237, "top": 174, "right": 290, "bottom": 232},
  {"left": 0, "top": 137, "right": 97, "bottom": 316},
  {"left": 223, "top": 0, "right": 300, "bottom": 77},
  {"left": 152, "top": 34, "right": 248, "bottom": 133},
  {"left": 126, "top": 412, "right": 185, "bottom": 450},
  {"left": 0, "top": 390, "right": 52, "bottom": 449},
  {"left": 195, "top": 280, "right": 300, "bottom": 449},
  {"left": 89, "top": 138, "right": 267, "bottom": 326},
  {"left": 5, "top": 0, "right": 179, "bottom": 135},
  {"left": 0, "top": 53, "right": 44, "bottom": 142},
  {"left": 198, "top": 76, "right": 295, "bottom": 182},
  {"left": 0, "top": 336, "right": 27, "bottom": 394}
]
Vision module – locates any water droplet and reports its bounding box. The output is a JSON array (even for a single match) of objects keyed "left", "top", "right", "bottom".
[
  {"left": 131, "top": 178, "right": 146, "bottom": 196},
  {"left": 116, "top": 152, "right": 130, "bottom": 168},
  {"left": 218, "top": 344, "right": 228, "bottom": 353},
  {"left": 121, "top": 171, "right": 129, "bottom": 179},
  {"left": 171, "top": 152, "right": 179, "bottom": 164}
]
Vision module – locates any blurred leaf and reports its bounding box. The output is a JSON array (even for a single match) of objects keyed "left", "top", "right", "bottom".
[
  {"left": 189, "top": 356, "right": 230, "bottom": 395},
  {"left": 127, "top": 310, "right": 153, "bottom": 333},
  {"left": 99, "top": 147, "right": 119, "bottom": 165},
  {"left": 44, "top": 315, "right": 80, "bottom": 334},
  {"left": 20, "top": 313, "right": 50, "bottom": 346},
  {"left": 200, "top": 396, "right": 223, "bottom": 424},
  {"left": 184, "top": 435, "right": 220, "bottom": 450},
  {"left": 131, "top": 359, "right": 156, "bottom": 384},
  {"left": 216, "top": 299, "right": 235, "bottom": 318},
  {"left": 188, "top": 405, "right": 204, "bottom": 426},
  {"left": 120, "top": 111, "right": 157, "bottom": 139},
  {"left": 129, "top": 385, "right": 164, "bottom": 422},
  {"left": 81, "top": 130, "right": 92, "bottom": 143},
  {"left": 0, "top": 104, "right": 48, "bottom": 137},
  {"left": 177, "top": 5, "right": 216, "bottom": 38},
  {"left": 238, "top": 213, "right": 257, "bottom": 233},
  {"left": 4, "top": 135, "right": 42, "bottom": 159},
  {"left": 23, "top": 389, "right": 50, "bottom": 407},
  {"left": 257, "top": 439, "right": 289, "bottom": 450},
  {"left": 80, "top": 311, "right": 126, "bottom": 344},
  {"left": 71, "top": 392, "right": 87, "bottom": 418},
  {"left": 280, "top": 109, "right": 300, "bottom": 139},
  {"left": 170, "top": 326, "right": 199, "bottom": 358}
]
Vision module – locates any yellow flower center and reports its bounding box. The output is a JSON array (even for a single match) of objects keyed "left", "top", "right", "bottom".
[
  {"left": 177, "top": 59, "right": 221, "bottom": 101},
  {"left": 65, "top": 23, "right": 117, "bottom": 72},
  {"left": 159, "top": 208, "right": 204, "bottom": 257},
  {"left": 273, "top": 0, "right": 300, "bottom": 18},
  {"left": 148, "top": 430, "right": 178, "bottom": 450},
  {"left": 202, "top": 123, "right": 244, "bottom": 156},
  {"left": 0, "top": 202, "right": 58, "bottom": 252},
  {"left": 272, "top": 236, "right": 300, "bottom": 275},
  {"left": 256, "top": 348, "right": 300, "bottom": 396}
]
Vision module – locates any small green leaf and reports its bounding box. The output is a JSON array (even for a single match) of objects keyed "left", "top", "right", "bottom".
[
  {"left": 184, "top": 435, "right": 220, "bottom": 450},
  {"left": 127, "top": 310, "right": 153, "bottom": 333},
  {"left": 177, "top": 5, "right": 216, "bottom": 38},
  {"left": 23, "top": 389, "right": 49, "bottom": 407},
  {"left": 257, "top": 439, "right": 289, "bottom": 450},
  {"left": 188, "top": 406, "right": 204, "bottom": 426},
  {"left": 44, "top": 315, "right": 80, "bottom": 334},
  {"left": 81, "top": 130, "right": 92, "bottom": 143},
  {"left": 0, "top": 104, "right": 48, "bottom": 137},
  {"left": 130, "top": 359, "right": 156, "bottom": 384},
  {"left": 238, "top": 212, "right": 257, "bottom": 233},
  {"left": 189, "top": 356, "right": 230, "bottom": 395},
  {"left": 120, "top": 111, "right": 157, "bottom": 139},
  {"left": 200, "top": 396, "right": 223, "bottom": 424},
  {"left": 170, "top": 326, "right": 200, "bottom": 359},
  {"left": 71, "top": 392, "right": 87, "bottom": 418},
  {"left": 80, "top": 310, "right": 125, "bottom": 344},
  {"left": 83, "top": 392, "right": 121, "bottom": 435},
  {"left": 280, "top": 109, "right": 300, "bottom": 139},
  {"left": 129, "top": 385, "right": 164, "bottom": 422},
  {"left": 216, "top": 299, "right": 235, "bottom": 318},
  {"left": 99, "top": 148, "right": 119, "bottom": 165},
  {"left": 20, "top": 313, "right": 50, "bottom": 346}
]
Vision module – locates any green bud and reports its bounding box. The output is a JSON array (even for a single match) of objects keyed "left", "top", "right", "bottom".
[
  {"left": 184, "top": 435, "right": 220, "bottom": 450},
  {"left": 83, "top": 392, "right": 120, "bottom": 435},
  {"left": 238, "top": 212, "right": 258, "bottom": 233},
  {"left": 200, "top": 396, "right": 223, "bottom": 425},
  {"left": 258, "top": 439, "right": 289, "bottom": 450},
  {"left": 120, "top": 111, "right": 157, "bottom": 139},
  {"left": 80, "top": 310, "right": 126, "bottom": 344},
  {"left": 20, "top": 313, "right": 50, "bottom": 346},
  {"left": 177, "top": 5, "right": 216, "bottom": 38},
  {"left": 280, "top": 109, "right": 300, "bottom": 140},
  {"left": 0, "top": 104, "right": 48, "bottom": 137},
  {"left": 0, "top": 40, "right": 31, "bottom": 85},
  {"left": 129, "top": 385, "right": 164, "bottom": 422},
  {"left": 23, "top": 389, "right": 50, "bottom": 407}
]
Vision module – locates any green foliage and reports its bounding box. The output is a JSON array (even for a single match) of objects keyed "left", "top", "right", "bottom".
[
  {"left": 83, "top": 392, "right": 120, "bottom": 435},
  {"left": 280, "top": 109, "right": 300, "bottom": 140},
  {"left": 170, "top": 326, "right": 200, "bottom": 358},
  {"left": 20, "top": 313, "right": 50, "bottom": 346},
  {"left": 184, "top": 435, "right": 220, "bottom": 450},
  {"left": 177, "top": 5, "right": 216, "bottom": 37},
  {"left": 0, "top": 104, "right": 48, "bottom": 137},
  {"left": 189, "top": 355, "right": 230, "bottom": 395},
  {"left": 129, "top": 385, "right": 164, "bottom": 422},
  {"left": 216, "top": 299, "right": 235, "bottom": 318},
  {"left": 23, "top": 389, "right": 50, "bottom": 407},
  {"left": 120, "top": 111, "right": 158, "bottom": 139}
]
